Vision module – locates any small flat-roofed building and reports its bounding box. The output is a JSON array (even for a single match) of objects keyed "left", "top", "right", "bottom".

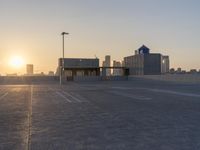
[{"left": 58, "top": 58, "right": 100, "bottom": 80}]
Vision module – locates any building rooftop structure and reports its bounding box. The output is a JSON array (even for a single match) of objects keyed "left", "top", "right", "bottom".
[
  {"left": 58, "top": 58, "right": 100, "bottom": 81},
  {"left": 59, "top": 58, "right": 99, "bottom": 69},
  {"left": 124, "top": 45, "right": 170, "bottom": 75},
  {"left": 138, "top": 45, "right": 150, "bottom": 54}
]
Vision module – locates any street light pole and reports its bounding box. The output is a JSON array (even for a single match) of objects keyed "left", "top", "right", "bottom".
[{"left": 60, "top": 32, "right": 69, "bottom": 85}]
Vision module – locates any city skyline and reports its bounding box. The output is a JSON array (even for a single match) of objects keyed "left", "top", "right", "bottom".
[{"left": 1, "top": 0, "right": 200, "bottom": 74}]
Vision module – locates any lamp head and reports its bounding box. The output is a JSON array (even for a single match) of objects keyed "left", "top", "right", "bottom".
[{"left": 61, "top": 32, "right": 69, "bottom": 35}]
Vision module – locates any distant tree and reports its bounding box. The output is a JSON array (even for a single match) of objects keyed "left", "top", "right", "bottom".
[
  {"left": 170, "top": 68, "right": 175, "bottom": 74},
  {"left": 190, "top": 69, "right": 197, "bottom": 74}
]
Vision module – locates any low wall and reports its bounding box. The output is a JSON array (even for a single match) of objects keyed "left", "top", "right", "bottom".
[
  {"left": 73, "top": 76, "right": 101, "bottom": 81},
  {"left": 0, "top": 76, "right": 128, "bottom": 84},
  {"left": 128, "top": 74, "right": 200, "bottom": 84},
  {"left": 73, "top": 76, "right": 128, "bottom": 82},
  {"left": 1, "top": 75, "right": 200, "bottom": 84},
  {"left": 101, "top": 76, "right": 128, "bottom": 81},
  {"left": 0, "top": 76, "right": 59, "bottom": 84}
]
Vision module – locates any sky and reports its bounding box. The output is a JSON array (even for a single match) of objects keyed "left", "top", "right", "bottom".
[{"left": 0, "top": 0, "right": 200, "bottom": 74}]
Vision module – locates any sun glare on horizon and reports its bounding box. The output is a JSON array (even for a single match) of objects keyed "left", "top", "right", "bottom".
[{"left": 9, "top": 56, "right": 24, "bottom": 68}]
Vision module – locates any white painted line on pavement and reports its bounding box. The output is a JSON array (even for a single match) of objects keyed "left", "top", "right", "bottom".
[
  {"left": 48, "top": 87, "right": 55, "bottom": 91},
  {"left": 56, "top": 91, "right": 72, "bottom": 103},
  {"left": 109, "top": 91, "right": 152, "bottom": 100},
  {"left": 111, "top": 86, "right": 150, "bottom": 90},
  {"left": 0, "top": 89, "right": 4, "bottom": 93},
  {"left": 28, "top": 85, "right": 33, "bottom": 150},
  {"left": 0, "top": 92, "right": 8, "bottom": 100},
  {"left": 149, "top": 89, "right": 200, "bottom": 98},
  {"left": 111, "top": 86, "right": 200, "bottom": 98},
  {"left": 111, "top": 87, "right": 133, "bottom": 90},
  {"left": 73, "top": 93, "right": 88, "bottom": 102},
  {"left": 62, "top": 91, "right": 82, "bottom": 102}
]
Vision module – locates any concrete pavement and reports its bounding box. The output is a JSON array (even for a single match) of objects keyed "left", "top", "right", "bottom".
[{"left": 0, "top": 81, "right": 200, "bottom": 150}]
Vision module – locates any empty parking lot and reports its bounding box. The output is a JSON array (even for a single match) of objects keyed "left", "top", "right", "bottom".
[{"left": 0, "top": 80, "right": 200, "bottom": 150}]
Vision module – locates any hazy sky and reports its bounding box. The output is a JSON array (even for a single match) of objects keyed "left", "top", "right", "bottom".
[{"left": 0, "top": 0, "right": 200, "bottom": 74}]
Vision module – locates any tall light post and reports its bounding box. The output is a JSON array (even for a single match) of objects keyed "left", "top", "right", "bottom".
[{"left": 60, "top": 32, "right": 69, "bottom": 85}]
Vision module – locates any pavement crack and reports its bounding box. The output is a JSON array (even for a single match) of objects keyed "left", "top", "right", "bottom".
[{"left": 27, "top": 85, "right": 33, "bottom": 150}]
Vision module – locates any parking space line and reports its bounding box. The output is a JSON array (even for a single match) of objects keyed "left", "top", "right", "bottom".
[
  {"left": 48, "top": 87, "right": 55, "bottom": 91},
  {"left": 72, "top": 93, "right": 88, "bottom": 102},
  {"left": 109, "top": 91, "right": 152, "bottom": 100},
  {"left": 149, "top": 89, "right": 200, "bottom": 98},
  {"left": 48, "top": 87, "right": 87, "bottom": 103},
  {"left": 111, "top": 87, "right": 133, "bottom": 90},
  {"left": 27, "top": 85, "right": 33, "bottom": 150},
  {"left": 61, "top": 91, "right": 82, "bottom": 102},
  {"left": 111, "top": 86, "right": 200, "bottom": 98},
  {"left": 0, "top": 92, "right": 8, "bottom": 100},
  {"left": 56, "top": 91, "right": 72, "bottom": 103}
]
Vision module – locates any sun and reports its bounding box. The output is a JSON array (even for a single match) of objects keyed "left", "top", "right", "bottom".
[{"left": 10, "top": 56, "right": 24, "bottom": 68}]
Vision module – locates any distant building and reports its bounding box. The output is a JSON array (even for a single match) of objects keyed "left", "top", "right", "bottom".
[
  {"left": 121, "top": 60, "right": 125, "bottom": 67},
  {"left": 26, "top": 64, "right": 34, "bottom": 75},
  {"left": 124, "top": 45, "right": 170, "bottom": 75},
  {"left": 7, "top": 73, "right": 17, "bottom": 76},
  {"left": 161, "top": 56, "right": 170, "bottom": 73},
  {"left": 34, "top": 72, "right": 45, "bottom": 76},
  {"left": 58, "top": 58, "right": 100, "bottom": 81},
  {"left": 48, "top": 71, "right": 54, "bottom": 76},
  {"left": 102, "top": 55, "right": 111, "bottom": 76},
  {"left": 55, "top": 67, "right": 59, "bottom": 76},
  {"left": 113, "top": 61, "right": 122, "bottom": 76}
]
